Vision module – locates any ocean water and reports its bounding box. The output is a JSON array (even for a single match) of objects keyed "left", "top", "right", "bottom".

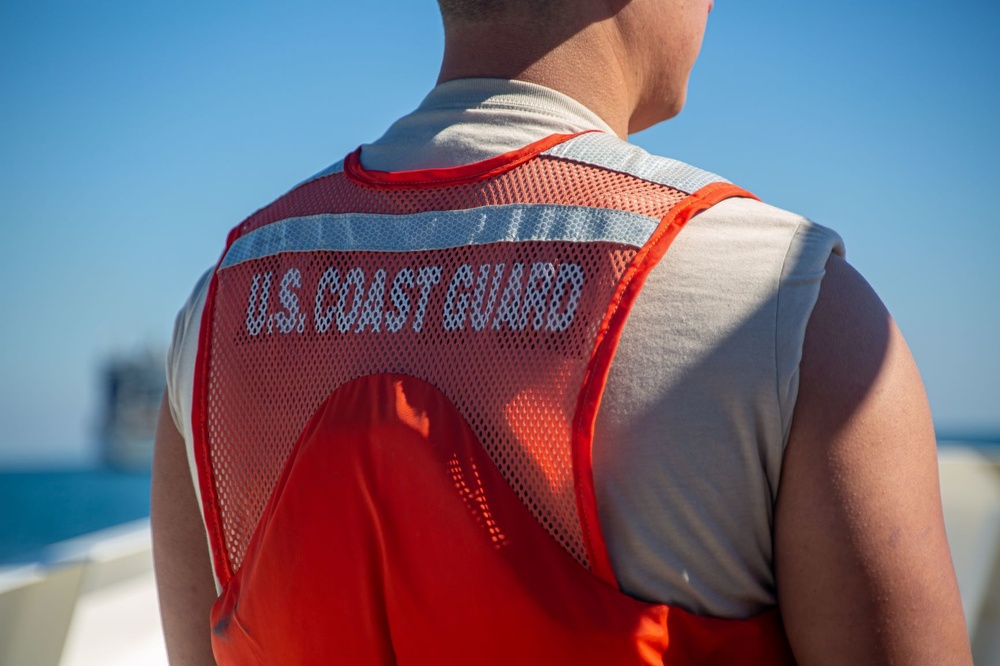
[
  {"left": 0, "top": 437, "right": 995, "bottom": 566},
  {"left": 0, "top": 468, "right": 152, "bottom": 564}
]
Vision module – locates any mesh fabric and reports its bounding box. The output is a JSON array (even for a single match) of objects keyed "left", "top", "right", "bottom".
[
  {"left": 203, "top": 154, "right": 688, "bottom": 577},
  {"left": 236, "top": 156, "right": 685, "bottom": 236}
]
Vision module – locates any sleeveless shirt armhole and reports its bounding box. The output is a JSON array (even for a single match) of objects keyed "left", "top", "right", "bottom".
[
  {"left": 166, "top": 310, "right": 187, "bottom": 434},
  {"left": 773, "top": 220, "right": 846, "bottom": 457},
  {"left": 165, "top": 267, "right": 214, "bottom": 531},
  {"left": 166, "top": 267, "right": 212, "bottom": 434}
]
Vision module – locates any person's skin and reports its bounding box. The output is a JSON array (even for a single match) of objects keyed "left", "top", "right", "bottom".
[
  {"left": 438, "top": 0, "right": 712, "bottom": 135},
  {"left": 153, "top": 0, "right": 973, "bottom": 663},
  {"left": 776, "top": 254, "right": 970, "bottom": 664},
  {"left": 151, "top": 396, "right": 217, "bottom": 665}
]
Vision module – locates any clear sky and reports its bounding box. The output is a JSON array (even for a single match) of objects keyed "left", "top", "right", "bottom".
[{"left": 1, "top": 1, "right": 997, "bottom": 466}]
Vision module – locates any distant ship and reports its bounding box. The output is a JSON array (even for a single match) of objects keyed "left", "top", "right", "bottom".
[{"left": 99, "top": 350, "right": 165, "bottom": 470}]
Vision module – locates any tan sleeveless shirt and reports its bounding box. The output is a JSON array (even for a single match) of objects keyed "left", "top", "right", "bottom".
[{"left": 167, "top": 78, "right": 844, "bottom": 618}]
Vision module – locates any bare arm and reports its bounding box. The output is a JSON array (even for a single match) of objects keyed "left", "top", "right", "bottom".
[
  {"left": 151, "top": 393, "right": 218, "bottom": 665},
  {"left": 775, "top": 254, "right": 971, "bottom": 664}
]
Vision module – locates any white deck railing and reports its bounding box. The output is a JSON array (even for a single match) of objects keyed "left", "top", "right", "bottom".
[{"left": 0, "top": 520, "right": 166, "bottom": 666}]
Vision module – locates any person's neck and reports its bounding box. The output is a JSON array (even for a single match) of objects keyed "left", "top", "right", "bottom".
[{"left": 437, "top": 18, "right": 635, "bottom": 139}]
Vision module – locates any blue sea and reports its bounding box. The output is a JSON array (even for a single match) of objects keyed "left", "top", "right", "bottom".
[
  {"left": 0, "top": 468, "right": 153, "bottom": 564},
  {"left": 0, "top": 436, "right": 995, "bottom": 566}
]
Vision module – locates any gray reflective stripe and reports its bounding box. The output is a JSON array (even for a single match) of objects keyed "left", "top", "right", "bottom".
[
  {"left": 543, "top": 132, "right": 727, "bottom": 194},
  {"left": 221, "top": 204, "right": 659, "bottom": 268}
]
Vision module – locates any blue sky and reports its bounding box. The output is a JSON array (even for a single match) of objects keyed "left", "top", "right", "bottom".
[{"left": 0, "top": 1, "right": 997, "bottom": 466}]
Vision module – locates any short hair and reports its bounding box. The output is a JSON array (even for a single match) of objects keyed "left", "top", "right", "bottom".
[
  {"left": 437, "top": 0, "right": 565, "bottom": 23},
  {"left": 437, "top": 0, "right": 500, "bottom": 20}
]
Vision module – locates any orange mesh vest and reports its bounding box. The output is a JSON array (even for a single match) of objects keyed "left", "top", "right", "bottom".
[{"left": 193, "top": 132, "right": 796, "bottom": 665}]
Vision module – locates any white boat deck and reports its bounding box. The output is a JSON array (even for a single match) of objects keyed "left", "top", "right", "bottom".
[
  {"left": 0, "top": 522, "right": 167, "bottom": 665},
  {"left": 1, "top": 445, "right": 999, "bottom": 665}
]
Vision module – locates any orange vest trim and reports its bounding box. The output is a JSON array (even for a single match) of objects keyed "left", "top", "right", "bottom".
[
  {"left": 191, "top": 133, "right": 794, "bottom": 664},
  {"left": 571, "top": 181, "right": 757, "bottom": 588}
]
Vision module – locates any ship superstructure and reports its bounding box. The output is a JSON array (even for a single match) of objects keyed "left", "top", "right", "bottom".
[{"left": 98, "top": 351, "right": 165, "bottom": 470}]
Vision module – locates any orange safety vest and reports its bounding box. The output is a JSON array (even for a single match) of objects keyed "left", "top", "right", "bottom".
[{"left": 193, "top": 131, "right": 796, "bottom": 664}]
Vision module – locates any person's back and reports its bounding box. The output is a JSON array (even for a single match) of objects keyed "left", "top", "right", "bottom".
[{"left": 151, "top": 1, "right": 972, "bottom": 663}]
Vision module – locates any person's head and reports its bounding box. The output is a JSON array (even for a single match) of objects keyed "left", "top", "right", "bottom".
[{"left": 436, "top": 0, "right": 714, "bottom": 134}]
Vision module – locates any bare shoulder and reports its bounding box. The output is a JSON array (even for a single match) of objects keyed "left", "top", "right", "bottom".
[{"left": 774, "top": 254, "right": 972, "bottom": 664}]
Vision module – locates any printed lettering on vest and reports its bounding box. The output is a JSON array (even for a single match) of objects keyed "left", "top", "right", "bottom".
[
  {"left": 243, "top": 259, "right": 587, "bottom": 337},
  {"left": 245, "top": 272, "right": 272, "bottom": 337},
  {"left": 274, "top": 268, "right": 307, "bottom": 334},
  {"left": 386, "top": 268, "right": 414, "bottom": 332},
  {"left": 443, "top": 264, "right": 475, "bottom": 331},
  {"left": 470, "top": 264, "right": 505, "bottom": 331},
  {"left": 356, "top": 269, "right": 387, "bottom": 333},
  {"left": 547, "top": 263, "right": 585, "bottom": 332}
]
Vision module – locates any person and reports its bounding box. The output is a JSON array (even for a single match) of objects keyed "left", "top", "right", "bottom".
[{"left": 151, "top": 0, "right": 972, "bottom": 663}]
